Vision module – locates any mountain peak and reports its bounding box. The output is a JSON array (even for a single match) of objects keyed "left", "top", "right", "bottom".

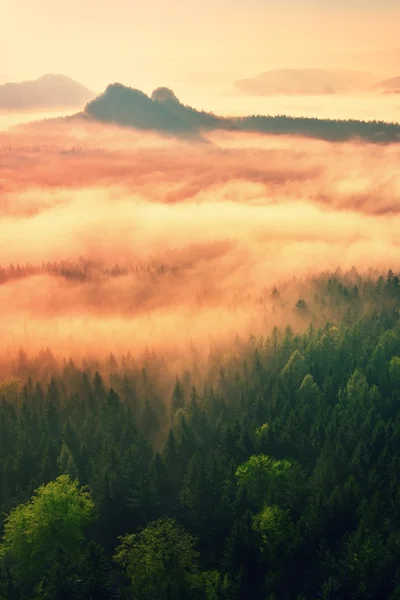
[
  {"left": 151, "top": 87, "right": 180, "bottom": 103},
  {"left": 0, "top": 74, "right": 94, "bottom": 111}
]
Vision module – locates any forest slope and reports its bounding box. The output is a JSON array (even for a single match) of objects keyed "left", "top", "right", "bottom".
[
  {"left": 82, "top": 82, "right": 400, "bottom": 143},
  {"left": 1, "top": 271, "right": 400, "bottom": 599}
]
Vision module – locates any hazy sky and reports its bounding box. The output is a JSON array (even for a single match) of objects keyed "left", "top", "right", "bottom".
[{"left": 2, "top": 0, "right": 400, "bottom": 91}]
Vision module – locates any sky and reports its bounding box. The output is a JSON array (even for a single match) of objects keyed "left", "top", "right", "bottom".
[{"left": 2, "top": 0, "right": 400, "bottom": 92}]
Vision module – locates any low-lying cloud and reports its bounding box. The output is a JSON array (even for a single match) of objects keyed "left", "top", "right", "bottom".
[{"left": 1, "top": 119, "right": 400, "bottom": 364}]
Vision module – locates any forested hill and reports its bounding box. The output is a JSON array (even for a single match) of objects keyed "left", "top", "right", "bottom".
[
  {"left": 2, "top": 270, "right": 400, "bottom": 598},
  {"left": 235, "top": 114, "right": 400, "bottom": 142},
  {"left": 80, "top": 83, "right": 400, "bottom": 143}
]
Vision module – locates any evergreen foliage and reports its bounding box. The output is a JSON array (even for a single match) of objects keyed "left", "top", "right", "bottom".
[{"left": 2, "top": 270, "right": 400, "bottom": 598}]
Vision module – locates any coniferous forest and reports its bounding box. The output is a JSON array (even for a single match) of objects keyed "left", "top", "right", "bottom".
[
  {"left": 4, "top": 0, "right": 400, "bottom": 596},
  {"left": 2, "top": 270, "right": 400, "bottom": 599}
]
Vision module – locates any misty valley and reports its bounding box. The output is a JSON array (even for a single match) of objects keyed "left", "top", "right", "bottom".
[{"left": 2, "top": 65, "right": 400, "bottom": 600}]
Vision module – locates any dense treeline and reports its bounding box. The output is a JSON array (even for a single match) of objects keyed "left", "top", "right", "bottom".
[
  {"left": 235, "top": 115, "right": 400, "bottom": 143},
  {"left": 1, "top": 270, "right": 400, "bottom": 598},
  {"left": 0, "top": 263, "right": 397, "bottom": 325},
  {"left": 0, "top": 260, "right": 175, "bottom": 284}
]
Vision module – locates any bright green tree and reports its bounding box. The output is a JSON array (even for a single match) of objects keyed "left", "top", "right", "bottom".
[
  {"left": 235, "top": 454, "right": 294, "bottom": 507},
  {"left": 57, "top": 442, "right": 78, "bottom": 479},
  {"left": 253, "top": 505, "right": 296, "bottom": 561},
  {"left": 114, "top": 517, "right": 200, "bottom": 599},
  {"left": 0, "top": 475, "right": 95, "bottom": 598}
]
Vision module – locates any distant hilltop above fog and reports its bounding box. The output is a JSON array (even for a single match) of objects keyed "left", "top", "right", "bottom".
[
  {"left": 83, "top": 83, "right": 225, "bottom": 140},
  {"left": 234, "top": 69, "right": 380, "bottom": 95},
  {"left": 80, "top": 82, "right": 400, "bottom": 144},
  {"left": 373, "top": 76, "right": 400, "bottom": 94},
  {"left": 0, "top": 74, "right": 94, "bottom": 111}
]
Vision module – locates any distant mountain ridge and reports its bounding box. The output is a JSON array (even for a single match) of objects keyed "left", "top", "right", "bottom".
[
  {"left": 80, "top": 82, "right": 400, "bottom": 144},
  {"left": 234, "top": 68, "right": 380, "bottom": 95},
  {"left": 373, "top": 75, "right": 400, "bottom": 93},
  {"left": 0, "top": 74, "right": 94, "bottom": 111}
]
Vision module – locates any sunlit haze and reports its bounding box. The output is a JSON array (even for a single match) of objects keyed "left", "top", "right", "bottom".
[
  {"left": 2, "top": 0, "right": 400, "bottom": 93},
  {"left": 3, "top": 3, "right": 400, "bottom": 597},
  {"left": 2, "top": 0, "right": 400, "bottom": 365}
]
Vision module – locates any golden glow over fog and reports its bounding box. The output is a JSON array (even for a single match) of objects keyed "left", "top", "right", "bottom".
[
  {"left": 1, "top": 120, "right": 400, "bottom": 361},
  {"left": 2, "top": 0, "right": 400, "bottom": 90},
  {"left": 0, "top": 110, "right": 77, "bottom": 131}
]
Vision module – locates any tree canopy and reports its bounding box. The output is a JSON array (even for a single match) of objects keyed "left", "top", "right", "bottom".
[{"left": 1, "top": 270, "right": 400, "bottom": 598}]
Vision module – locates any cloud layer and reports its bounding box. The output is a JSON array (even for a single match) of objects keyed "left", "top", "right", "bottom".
[{"left": 1, "top": 119, "right": 400, "bottom": 363}]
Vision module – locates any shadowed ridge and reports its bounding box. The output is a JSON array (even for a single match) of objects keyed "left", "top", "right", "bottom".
[
  {"left": 85, "top": 83, "right": 200, "bottom": 137},
  {"left": 151, "top": 86, "right": 232, "bottom": 132},
  {"left": 151, "top": 87, "right": 180, "bottom": 103},
  {"left": 233, "top": 113, "right": 400, "bottom": 142},
  {"left": 72, "top": 81, "right": 400, "bottom": 144}
]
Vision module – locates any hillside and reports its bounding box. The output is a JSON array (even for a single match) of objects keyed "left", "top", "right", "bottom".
[
  {"left": 2, "top": 271, "right": 400, "bottom": 598},
  {"left": 84, "top": 83, "right": 229, "bottom": 139},
  {"left": 0, "top": 73, "right": 94, "bottom": 111},
  {"left": 151, "top": 86, "right": 224, "bottom": 129},
  {"left": 81, "top": 82, "right": 400, "bottom": 144},
  {"left": 85, "top": 83, "right": 200, "bottom": 137},
  {"left": 235, "top": 68, "right": 379, "bottom": 95}
]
